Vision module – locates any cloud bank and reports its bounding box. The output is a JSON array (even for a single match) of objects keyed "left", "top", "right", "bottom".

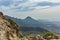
[
  {"left": 0, "top": 0, "right": 60, "bottom": 19},
  {"left": 0, "top": 0, "right": 60, "bottom": 12}
]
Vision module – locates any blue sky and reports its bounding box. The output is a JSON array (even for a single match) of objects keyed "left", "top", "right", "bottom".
[{"left": 0, "top": 0, "right": 60, "bottom": 20}]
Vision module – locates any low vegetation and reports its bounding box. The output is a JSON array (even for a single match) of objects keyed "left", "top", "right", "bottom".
[
  {"left": 20, "top": 32, "right": 60, "bottom": 40},
  {"left": 43, "top": 32, "right": 59, "bottom": 40}
]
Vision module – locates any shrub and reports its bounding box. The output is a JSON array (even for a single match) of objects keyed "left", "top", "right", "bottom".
[{"left": 43, "top": 32, "right": 58, "bottom": 39}]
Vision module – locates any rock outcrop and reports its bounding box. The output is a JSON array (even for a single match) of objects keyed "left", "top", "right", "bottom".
[{"left": 0, "top": 12, "right": 23, "bottom": 40}]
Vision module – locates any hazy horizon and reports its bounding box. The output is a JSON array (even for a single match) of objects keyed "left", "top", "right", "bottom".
[{"left": 0, "top": 0, "right": 60, "bottom": 20}]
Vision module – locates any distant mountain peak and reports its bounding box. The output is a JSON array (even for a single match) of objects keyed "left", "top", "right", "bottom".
[
  {"left": 26, "top": 16, "right": 32, "bottom": 19},
  {"left": 24, "top": 16, "right": 34, "bottom": 20}
]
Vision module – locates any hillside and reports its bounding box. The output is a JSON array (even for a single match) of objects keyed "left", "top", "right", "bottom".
[{"left": 0, "top": 12, "right": 23, "bottom": 40}]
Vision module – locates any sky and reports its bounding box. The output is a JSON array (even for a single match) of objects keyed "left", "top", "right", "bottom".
[{"left": 0, "top": 0, "right": 60, "bottom": 20}]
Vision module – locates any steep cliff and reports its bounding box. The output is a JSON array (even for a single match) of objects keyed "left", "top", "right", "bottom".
[{"left": 0, "top": 12, "right": 23, "bottom": 40}]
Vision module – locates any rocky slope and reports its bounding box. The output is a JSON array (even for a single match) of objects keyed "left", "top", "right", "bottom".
[{"left": 0, "top": 12, "right": 23, "bottom": 40}]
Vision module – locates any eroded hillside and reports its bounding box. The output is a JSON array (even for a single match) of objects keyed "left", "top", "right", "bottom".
[{"left": 0, "top": 12, "right": 23, "bottom": 40}]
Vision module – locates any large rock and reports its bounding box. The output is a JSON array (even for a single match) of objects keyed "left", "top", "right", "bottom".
[{"left": 0, "top": 12, "right": 23, "bottom": 40}]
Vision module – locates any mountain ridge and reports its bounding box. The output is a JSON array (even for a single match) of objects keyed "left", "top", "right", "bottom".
[
  {"left": 5, "top": 15, "right": 60, "bottom": 34},
  {"left": 5, "top": 15, "right": 49, "bottom": 33}
]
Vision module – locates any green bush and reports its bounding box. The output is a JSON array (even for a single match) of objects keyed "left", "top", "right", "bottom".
[{"left": 43, "top": 32, "right": 58, "bottom": 39}]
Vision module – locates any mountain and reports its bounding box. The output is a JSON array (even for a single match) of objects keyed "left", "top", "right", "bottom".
[
  {"left": 5, "top": 15, "right": 49, "bottom": 33},
  {"left": 5, "top": 15, "right": 60, "bottom": 34},
  {"left": 0, "top": 12, "right": 23, "bottom": 40}
]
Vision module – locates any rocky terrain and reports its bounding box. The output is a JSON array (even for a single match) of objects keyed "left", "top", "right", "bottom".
[
  {"left": 0, "top": 12, "right": 60, "bottom": 40},
  {"left": 0, "top": 12, "right": 23, "bottom": 40}
]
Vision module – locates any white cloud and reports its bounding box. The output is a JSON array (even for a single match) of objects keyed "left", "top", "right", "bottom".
[
  {"left": 0, "top": 0, "right": 60, "bottom": 19},
  {"left": 0, "top": 0, "right": 60, "bottom": 12},
  {"left": 29, "top": 0, "right": 48, "bottom": 2},
  {"left": 29, "top": 6, "right": 60, "bottom": 19},
  {"left": 4, "top": 6, "right": 60, "bottom": 19},
  {"left": 48, "top": 0, "right": 60, "bottom": 2}
]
